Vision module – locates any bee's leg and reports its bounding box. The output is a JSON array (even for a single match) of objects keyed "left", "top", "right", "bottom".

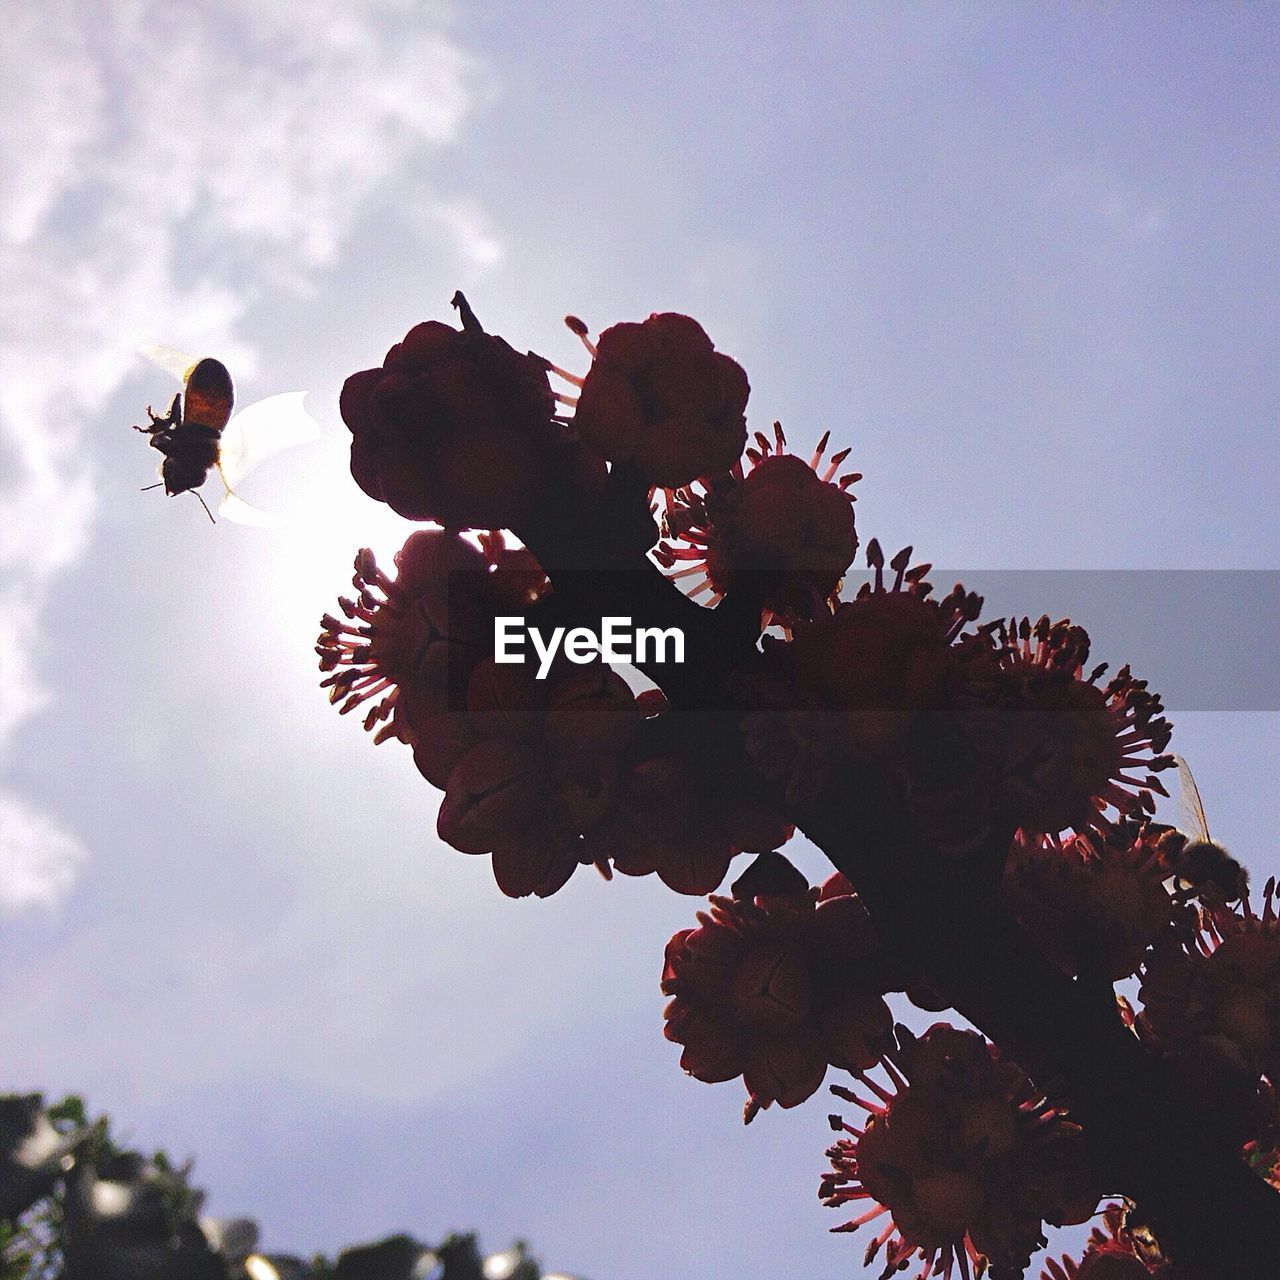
[
  {"left": 132, "top": 393, "right": 182, "bottom": 435},
  {"left": 191, "top": 490, "right": 216, "bottom": 524}
]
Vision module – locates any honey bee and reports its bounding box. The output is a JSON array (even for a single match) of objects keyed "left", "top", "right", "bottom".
[
  {"left": 133, "top": 344, "right": 319, "bottom": 525},
  {"left": 1165, "top": 753, "right": 1248, "bottom": 903}
]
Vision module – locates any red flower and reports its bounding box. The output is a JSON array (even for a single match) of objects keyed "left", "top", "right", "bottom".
[
  {"left": 431, "top": 657, "right": 640, "bottom": 898},
  {"left": 986, "top": 616, "right": 1173, "bottom": 842},
  {"left": 1001, "top": 822, "right": 1181, "bottom": 981},
  {"left": 655, "top": 421, "right": 859, "bottom": 625},
  {"left": 436, "top": 737, "right": 545, "bottom": 855},
  {"left": 603, "top": 757, "right": 731, "bottom": 895},
  {"left": 791, "top": 598, "right": 951, "bottom": 749},
  {"left": 662, "top": 872, "right": 894, "bottom": 1118},
  {"left": 605, "top": 710, "right": 792, "bottom": 896},
  {"left": 341, "top": 299, "right": 601, "bottom": 530},
  {"left": 822, "top": 1024, "right": 1098, "bottom": 1279},
  {"left": 571, "top": 313, "right": 749, "bottom": 487},
  {"left": 1140, "top": 878, "right": 1280, "bottom": 1088},
  {"left": 742, "top": 544, "right": 983, "bottom": 810},
  {"left": 792, "top": 545, "right": 982, "bottom": 750},
  {"left": 316, "top": 531, "right": 509, "bottom": 741}
]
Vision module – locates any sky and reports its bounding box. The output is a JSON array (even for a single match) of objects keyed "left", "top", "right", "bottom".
[{"left": 0, "top": 2, "right": 1277, "bottom": 1277}]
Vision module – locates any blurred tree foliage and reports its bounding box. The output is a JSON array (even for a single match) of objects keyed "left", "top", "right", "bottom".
[{"left": 1, "top": 1094, "right": 573, "bottom": 1280}]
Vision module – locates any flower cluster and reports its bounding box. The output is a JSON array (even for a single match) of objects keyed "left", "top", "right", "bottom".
[
  {"left": 341, "top": 297, "right": 603, "bottom": 531},
  {"left": 821, "top": 1024, "right": 1098, "bottom": 1279},
  {"left": 319, "top": 526, "right": 791, "bottom": 897},
  {"left": 744, "top": 584, "right": 1175, "bottom": 878},
  {"left": 661, "top": 868, "right": 894, "bottom": 1120},
  {"left": 324, "top": 299, "right": 1261, "bottom": 1276},
  {"left": 340, "top": 301, "right": 761, "bottom": 554}
]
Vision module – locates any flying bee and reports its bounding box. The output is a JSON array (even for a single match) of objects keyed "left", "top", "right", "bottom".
[
  {"left": 133, "top": 344, "right": 320, "bottom": 525},
  {"left": 1163, "top": 753, "right": 1249, "bottom": 904}
]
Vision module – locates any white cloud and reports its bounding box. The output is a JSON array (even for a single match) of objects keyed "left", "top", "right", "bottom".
[
  {"left": 0, "top": 6, "right": 104, "bottom": 247},
  {"left": 0, "top": 791, "right": 86, "bottom": 914},
  {"left": 0, "top": 0, "right": 495, "bottom": 910},
  {"left": 98, "top": 2, "right": 482, "bottom": 275}
]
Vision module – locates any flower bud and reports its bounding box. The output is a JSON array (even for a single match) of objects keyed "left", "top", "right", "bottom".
[
  {"left": 573, "top": 313, "right": 748, "bottom": 487},
  {"left": 342, "top": 317, "right": 558, "bottom": 529}
]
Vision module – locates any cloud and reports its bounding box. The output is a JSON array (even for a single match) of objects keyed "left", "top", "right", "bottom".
[
  {"left": 0, "top": 0, "right": 495, "bottom": 910},
  {"left": 0, "top": 792, "right": 86, "bottom": 914},
  {"left": 0, "top": 8, "right": 103, "bottom": 247}
]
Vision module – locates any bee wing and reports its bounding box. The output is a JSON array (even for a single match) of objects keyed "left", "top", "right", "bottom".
[
  {"left": 217, "top": 392, "right": 321, "bottom": 491},
  {"left": 1173, "top": 753, "right": 1212, "bottom": 843},
  {"left": 216, "top": 486, "right": 283, "bottom": 528},
  {"left": 138, "top": 343, "right": 199, "bottom": 384}
]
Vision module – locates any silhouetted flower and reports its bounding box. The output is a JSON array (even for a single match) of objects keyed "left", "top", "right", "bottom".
[
  {"left": 596, "top": 756, "right": 697, "bottom": 877},
  {"left": 606, "top": 755, "right": 782, "bottom": 895},
  {"left": 986, "top": 616, "right": 1173, "bottom": 841},
  {"left": 788, "top": 594, "right": 952, "bottom": 755},
  {"left": 317, "top": 531, "right": 549, "bottom": 748},
  {"left": 604, "top": 696, "right": 792, "bottom": 896},
  {"left": 341, "top": 301, "right": 569, "bottom": 530},
  {"left": 742, "top": 543, "right": 983, "bottom": 809},
  {"left": 822, "top": 1023, "right": 1097, "bottom": 1279},
  {"left": 1001, "top": 821, "right": 1181, "bottom": 981},
  {"left": 655, "top": 421, "right": 859, "bottom": 624},
  {"left": 1140, "top": 878, "right": 1280, "bottom": 1088},
  {"left": 571, "top": 312, "right": 749, "bottom": 487},
  {"left": 662, "top": 872, "right": 894, "bottom": 1119},
  {"left": 433, "top": 658, "right": 639, "bottom": 897}
]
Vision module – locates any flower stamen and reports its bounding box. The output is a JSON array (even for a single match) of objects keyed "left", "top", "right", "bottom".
[{"left": 564, "top": 313, "right": 597, "bottom": 358}]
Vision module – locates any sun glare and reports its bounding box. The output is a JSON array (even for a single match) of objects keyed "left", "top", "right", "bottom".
[{"left": 250, "top": 436, "right": 424, "bottom": 645}]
